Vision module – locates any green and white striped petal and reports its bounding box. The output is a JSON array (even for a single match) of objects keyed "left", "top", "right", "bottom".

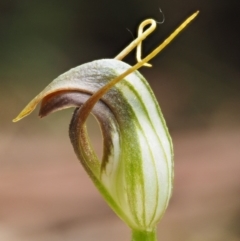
[{"left": 13, "top": 59, "right": 173, "bottom": 231}]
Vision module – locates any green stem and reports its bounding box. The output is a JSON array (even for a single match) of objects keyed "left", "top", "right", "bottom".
[{"left": 131, "top": 229, "right": 157, "bottom": 241}]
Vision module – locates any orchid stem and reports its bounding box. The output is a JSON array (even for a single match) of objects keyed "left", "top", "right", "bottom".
[{"left": 131, "top": 229, "right": 157, "bottom": 241}]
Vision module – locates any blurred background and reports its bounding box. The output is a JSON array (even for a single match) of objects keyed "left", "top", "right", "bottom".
[{"left": 0, "top": 0, "right": 240, "bottom": 240}]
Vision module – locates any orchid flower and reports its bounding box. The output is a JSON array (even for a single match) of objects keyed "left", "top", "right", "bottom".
[{"left": 13, "top": 12, "right": 198, "bottom": 241}]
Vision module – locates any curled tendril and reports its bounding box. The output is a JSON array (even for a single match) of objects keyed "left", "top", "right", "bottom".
[{"left": 79, "top": 11, "right": 199, "bottom": 126}]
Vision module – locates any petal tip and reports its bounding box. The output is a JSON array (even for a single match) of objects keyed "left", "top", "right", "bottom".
[
  {"left": 12, "top": 109, "right": 31, "bottom": 122},
  {"left": 12, "top": 117, "right": 20, "bottom": 123},
  {"left": 12, "top": 95, "right": 43, "bottom": 123}
]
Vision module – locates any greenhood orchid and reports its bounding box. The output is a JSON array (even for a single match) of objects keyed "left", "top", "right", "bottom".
[{"left": 13, "top": 12, "right": 198, "bottom": 241}]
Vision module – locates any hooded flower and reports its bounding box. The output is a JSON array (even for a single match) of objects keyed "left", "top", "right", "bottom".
[
  {"left": 14, "top": 59, "right": 173, "bottom": 231},
  {"left": 13, "top": 11, "right": 199, "bottom": 234}
]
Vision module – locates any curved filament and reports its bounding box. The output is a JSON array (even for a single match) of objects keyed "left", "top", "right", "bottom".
[
  {"left": 78, "top": 11, "right": 199, "bottom": 126},
  {"left": 115, "top": 19, "right": 156, "bottom": 67}
]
